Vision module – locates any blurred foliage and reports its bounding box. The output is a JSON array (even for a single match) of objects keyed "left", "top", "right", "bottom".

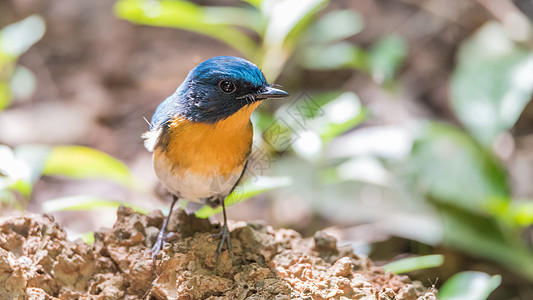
[
  {"left": 0, "top": 15, "right": 44, "bottom": 110},
  {"left": 114, "top": 0, "right": 326, "bottom": 80},
  {"left": 383, "top": 254, "right": 444, "bottom": 274},
  {"left": 0, "top": 144, "right": 141, "bottom": 210},
  {"left": 0, "top": 14, "right": 156, "bottom": 216},
  {"left": 451, "top": 22, "right": 533, "bottom": 147},
  {"left": 405, "top": 122, "right": 533, "bottom": 279},
  {"left": 113, "top": 0, "right": 405, "bottom": 84},
  {"left": 399, "top": 21, "right": 533, "bottom": 281},
  {"left": 195, "top": 176, "right": 292, "bottom": 218},
  {"left": 382, "top": 255, "right": 503, "bottom": 299},
  {"left": 41, "top": 195, "right": 150, "bottom": 214},
  {"left": 439, "top": 271, "right": 502, "bottom": 300},
  {"left": 43, "top": 146, "right": 140, "bottom": 189},
  {"left": 407, "top": 122, "right": 509, "bottom": 213},
  {"left": 80, "top": 232, "right": 95, "bottom": 244},
  {"left": 303, "top": 33, "right": 407, "bottom": 88}
]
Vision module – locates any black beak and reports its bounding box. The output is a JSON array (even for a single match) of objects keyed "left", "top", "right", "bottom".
[{"left": 255, "top": 85, "right": 289, "bottom": 100}]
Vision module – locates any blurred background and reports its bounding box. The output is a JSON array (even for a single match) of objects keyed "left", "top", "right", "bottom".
[{"left": 1, "top": 0, "right": 533, "bottom": 298}]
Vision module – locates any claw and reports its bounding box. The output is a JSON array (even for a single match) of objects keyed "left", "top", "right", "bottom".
[
  {"left": 150, "top": 195, "right": 179, "bottom": 264},
  {"left": 149, "top": 231, "right": 165, "bottom": 262},
  {"left": 212, "top": 198, "right": 233, "bottom": 263},
  {"left": 213, "top": 222, "right": 232, "bottom": 255},
  {"left": 150, "top": 230, "right": 177, "bottom": 262}
]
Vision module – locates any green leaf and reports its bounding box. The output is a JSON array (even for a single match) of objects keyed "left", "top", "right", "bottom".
[
  {"left": 0, "top": 14, "right": 45, "bottom": 58},
  {"left": 408, "top": 121, "right": 509, "bottom": 214},
  {"left": 43, "top": 145, "right": 139, "bottom": 189},
  {"left": 305, "top": 9, "right": 364, "bottom": 45},
  {"left": 0, "top": 144, "right": 33, "bottom": 197},
  {"left": 507, "top": 201, "right": 533, "bottom": 226},
  {"left": 368, "top": 34, "right": 407, "bottom": 84},
  {"left": 242, "top": 0, "right": 263, "bottom": 8},
  {"left": 80, "top": 232, "right": 95, "bottom": 244},
  {"left": 14, "top": 145, "right": 50, "bottom": 186},
  {"left": 318, "top": 92, "right": 365, "bottom": 141},
  {"left": 0, "top": 189, "right": 22, "bottom": 209},
  {"left": 203, "top": 6, "right": 262, "bottom": 33},
  {"left": 262, "top": 0, "right": 327, "bottom": 47},
  {"left": 482, "top": 199, "right": 533, "bottom": 228},
  {"left": 114, "top": 0, "right": 257, "bottom": 58},
  {"left": 326, "top": 125, "right": 413, "bottom": 161},
  {"left": 195, "top": 176, "right": 292, "bottom": 218},
  {"left": 9, "top": 66, "right": 38, "bottom": 100},
  {"left": 266, "top": 91, "right": 364, "bottom": 160},
  {"left": 451, "top": 22, "right": 533, "bottom": 147},
  {"left": 440, "top": 207, "right": 533, "bottom": 280},
  {"left": 0, "top": 145, "right": 26, "bottom": 181},
  {"left": 302, "top": 42, "right": 368, "bottom": 70},
  {"left": 0, "top": 82, "right": 11, "bottom": 111},
  {"left": 382, "top": 254, "right": 444, "bottom": 274},
  {"left": 439, "top": 271, "right": 501, "bottom": 300},
  {"left": 291, "top": 131, "right": 323, "bottom": 162},
  {"left": 42, "top": 195, "right": 150, "bottom": 213},
  {"left": 285, "top": 92, "right": 366, "bottom": 152},
  {"left": 8, "top": 179, "right": 32, "bottom": 198},
  {"left": 0, "top": 15, "right": 44, "bottom": 111},
  {"left": 261, "top": 0, "right": 328, "bottom": 79}
]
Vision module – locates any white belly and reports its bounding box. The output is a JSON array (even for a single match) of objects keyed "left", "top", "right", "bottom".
[{"left": 153, "top": 152, "right": 243, "bottom": 203}]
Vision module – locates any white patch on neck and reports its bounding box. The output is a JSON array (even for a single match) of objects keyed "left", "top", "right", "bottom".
[{"left": 142, "top": 128, "right": 162, "bottom": 152}]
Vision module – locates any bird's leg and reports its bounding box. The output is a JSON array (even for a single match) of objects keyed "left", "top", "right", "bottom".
[
  {"left": 150, "top": 194, "right": 179, "bottom": 262},
  {"left": 212, "top": 198, "right": 231, "bottom": 255}
]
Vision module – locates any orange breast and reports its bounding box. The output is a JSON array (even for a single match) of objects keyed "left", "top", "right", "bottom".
[{"left": 159, "top": 102, "right": 260, "bottom": 177}]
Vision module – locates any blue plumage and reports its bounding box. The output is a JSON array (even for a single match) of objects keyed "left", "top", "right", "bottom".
[
  {"left": 190, "top": 56, "right": 266, "bottom": 87},
  {"left": 150, "top": 56, "right": 270, "bottom": 130}
]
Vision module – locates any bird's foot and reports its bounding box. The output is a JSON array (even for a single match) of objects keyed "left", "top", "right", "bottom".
[
  {"left": 149, "top": 229, "right": 177, "bottom": 263},
  {"left": 212, "top": 222, "right": 232, "bottom": 257}
]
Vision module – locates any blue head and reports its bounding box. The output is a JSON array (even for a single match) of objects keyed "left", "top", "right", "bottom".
[{"left": 151, "top": 56, "right": 288, "bottom": 129}]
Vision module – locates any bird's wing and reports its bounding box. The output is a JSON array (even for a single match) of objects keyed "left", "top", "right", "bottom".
[{"left": 143, "top": 92, "right": 182, "bottom": 152}]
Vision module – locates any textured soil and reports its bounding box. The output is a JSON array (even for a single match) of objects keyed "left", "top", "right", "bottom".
[{"left": 0, "top": 206, "right": 437, "bottom": 299}]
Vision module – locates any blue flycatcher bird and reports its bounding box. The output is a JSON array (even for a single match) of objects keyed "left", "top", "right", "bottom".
[{"left": 143, "top": 56, "right": 289, "bottom": 257}]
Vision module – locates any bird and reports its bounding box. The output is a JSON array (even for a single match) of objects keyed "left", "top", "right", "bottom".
[{"left": 143, "top": 56, "right": 289, "bottom": 258}]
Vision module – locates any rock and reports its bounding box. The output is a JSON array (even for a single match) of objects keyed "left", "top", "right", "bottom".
[{"left": 0, "top": 207, "right": 437, "bottom": 299}]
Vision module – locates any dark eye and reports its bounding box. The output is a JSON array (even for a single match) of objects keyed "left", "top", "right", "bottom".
[{"left": 219, "top": 80, "right": 236, "bottom": 94}]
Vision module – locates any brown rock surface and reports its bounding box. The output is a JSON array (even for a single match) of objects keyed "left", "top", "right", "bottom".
[{"left": 0, "top": 206, "right": 437, "bottom": 299}]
